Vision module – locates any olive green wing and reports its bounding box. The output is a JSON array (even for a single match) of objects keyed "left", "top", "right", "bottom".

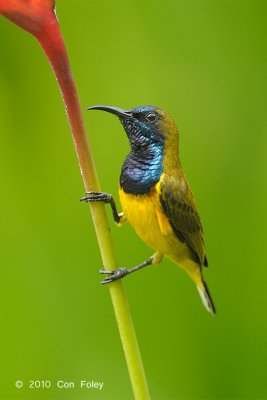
[{"left": 159, "top": 174, "right": 208, "bottom": 267}]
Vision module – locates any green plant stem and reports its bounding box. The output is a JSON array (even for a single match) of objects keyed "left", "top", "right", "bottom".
[
  {"left": 1, "top": 3, "right": 151, "bottom": 397},
  {"left": 34, "top": 11, "right": 151, "bottom": 400}
]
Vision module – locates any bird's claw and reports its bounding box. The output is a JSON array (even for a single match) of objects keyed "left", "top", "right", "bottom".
[
  {"left": 99, "top": 267, "right": 128, "bottom": 284},
  {"left": 80, "top": 191, "right": 111, "bottom": 203}
]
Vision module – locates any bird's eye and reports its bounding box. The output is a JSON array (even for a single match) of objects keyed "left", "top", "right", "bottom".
[{"left": 145, "top": 112, "right": 157, "bottom": 123}]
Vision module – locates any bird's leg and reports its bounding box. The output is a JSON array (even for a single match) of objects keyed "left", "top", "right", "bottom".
[
  {"left": 99, "top": 252, "right": 163, "bottom": 284},
  {"left": 80, "top": 191, "right": 126, "bottom": 226}
]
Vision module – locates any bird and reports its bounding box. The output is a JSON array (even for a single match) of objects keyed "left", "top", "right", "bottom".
[{"left": 81, "top": 105, "right": 216, "bottom": 315}]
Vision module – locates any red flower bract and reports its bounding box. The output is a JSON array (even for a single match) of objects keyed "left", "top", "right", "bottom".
[
  {"left": 0, "top": 0, "right": 55, "bottom": 36},
  {"left": 1, "top": 0, "right": 92, "bottom": 188}
]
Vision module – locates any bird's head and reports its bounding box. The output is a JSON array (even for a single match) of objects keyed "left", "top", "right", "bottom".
[{"left": 86, "top": 105, "right": 179, "bottom": 150}]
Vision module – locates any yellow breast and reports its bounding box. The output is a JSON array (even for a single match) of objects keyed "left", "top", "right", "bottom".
[
  {"left": 119, "top": 185, "right": 172, "bottom": 254},
  {"left": 118, "top": 185, "right": 201, "bottom": 285}
]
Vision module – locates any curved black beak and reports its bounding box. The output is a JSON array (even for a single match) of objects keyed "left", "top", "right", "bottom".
[{"left": 86, "top": 105, "right": 132, "bottom": 118}]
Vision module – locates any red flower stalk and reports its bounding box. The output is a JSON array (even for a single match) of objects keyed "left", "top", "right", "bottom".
[
  {"left": 1, "top": 1, "right": 150, "bottom": 399},
  {"left": 1, "top": 0, "right": 97, "bottom": 189}
]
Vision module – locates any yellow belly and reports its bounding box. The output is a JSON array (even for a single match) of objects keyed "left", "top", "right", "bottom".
[{"left": 119, "top": 186, "right": 204, "bottom": 286}]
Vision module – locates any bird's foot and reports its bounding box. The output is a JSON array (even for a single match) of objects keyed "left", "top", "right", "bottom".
[
  {"left": 99, "top": 267, "right": 128, "bottom": 284},
  {"left": 80, "top": 191, "right": 112, "bottom": 203},
  {"left": 80, "top": 191, "right": 123, "bottom": 225}
]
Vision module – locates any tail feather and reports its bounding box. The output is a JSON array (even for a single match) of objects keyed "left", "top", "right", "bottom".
[{"left": 196, "top": 280, "right": 216, "bottom": 315}]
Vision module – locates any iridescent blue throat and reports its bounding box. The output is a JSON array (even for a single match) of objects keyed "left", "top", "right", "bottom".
[{"left": 120, "top": 142, "right": 164, "bottom": 195}]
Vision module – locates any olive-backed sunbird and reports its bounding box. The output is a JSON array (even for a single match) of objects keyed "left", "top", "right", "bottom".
[{"left": 82, "top": 105, "right": 216, "bottom": 315}]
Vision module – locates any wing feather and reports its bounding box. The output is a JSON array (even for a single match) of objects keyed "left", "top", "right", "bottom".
[{"left": 159, "top": 173, "right": 208, "bottom": 267}]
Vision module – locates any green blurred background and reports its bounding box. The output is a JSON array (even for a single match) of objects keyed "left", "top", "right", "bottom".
[{"left": 1, "top": 1, "right": 267, "bottom": 399}]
